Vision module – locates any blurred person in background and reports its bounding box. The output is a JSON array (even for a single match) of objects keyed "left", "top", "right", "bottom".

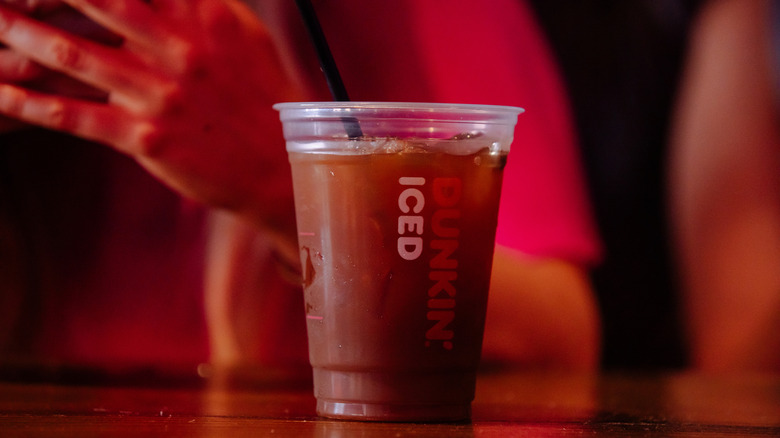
[
  {"left": 669, "top": 0, "right": 780, "bottom": 373},
  {"left": 530, "top": 0, "right": 704, "bottom": 370},
  {"left": 0, "top": 0, "right": 602, "bottom": 380}
]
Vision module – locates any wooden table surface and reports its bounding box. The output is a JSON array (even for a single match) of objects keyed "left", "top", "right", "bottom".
[{"left": 1, "top": 366, "right": 779, "bottom": 437}]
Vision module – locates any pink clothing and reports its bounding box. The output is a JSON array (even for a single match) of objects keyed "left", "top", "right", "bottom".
[{"left": 319, "top": 0, "right": 602, "bottom": 265}]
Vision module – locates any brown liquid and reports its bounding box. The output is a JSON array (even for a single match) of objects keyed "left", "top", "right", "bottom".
[{"left": 289, "top": 146, "right": 507, "bottom": 421}]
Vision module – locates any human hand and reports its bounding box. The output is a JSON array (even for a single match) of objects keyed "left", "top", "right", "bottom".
[
  {"left": 0, "top": 0, "right": 304, "bottom": 243},
  {"left": 0, "top": 1, "right": 116, "bottom": 132},
  {"left": 0, "top": 0, "right": 55, "bottom": 131}
]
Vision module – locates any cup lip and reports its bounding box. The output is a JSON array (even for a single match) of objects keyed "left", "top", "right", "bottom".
[{"left": 273, "top": 101, "right": 524, "bottom": 116}]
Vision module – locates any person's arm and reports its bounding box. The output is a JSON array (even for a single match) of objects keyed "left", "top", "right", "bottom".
[
  {"left": 669, "top": 0, "right": 780, "bottom": 372},
  {"left": 482, "top": 246, "right": 601, "bottom": 370},
  {"left": 203, "top": 210, "right": 310, "bottom": 369},
  {"left": 0, "top": 0, "right": 305, "bottom": 261}
]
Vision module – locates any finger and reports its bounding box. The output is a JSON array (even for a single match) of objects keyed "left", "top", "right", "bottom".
[
  {"left": 0, "top": 83, "right": 145, "bottom": 153},
  {"left": 59, "top": 0, "right": 175, "bottom": 50},
  {"left": 0, "top": 50, "right": 44, "bottom": 80},
  {"left": 0, "top": 6, "right": 163, "bottom": 99}
]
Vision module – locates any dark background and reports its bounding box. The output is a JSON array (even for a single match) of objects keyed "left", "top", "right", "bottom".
[{"left": 529, "top": 0, "right": 705, "bottom": 370}]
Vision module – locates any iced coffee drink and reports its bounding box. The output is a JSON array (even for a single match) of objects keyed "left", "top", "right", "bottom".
[{"left": 275, "top": 102, "right": 522, "bottom": 421}]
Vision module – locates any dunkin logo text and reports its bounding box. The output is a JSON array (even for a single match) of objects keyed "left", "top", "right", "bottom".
[{"left": 397, "top": 177, "right": 462, "bottom": 350}]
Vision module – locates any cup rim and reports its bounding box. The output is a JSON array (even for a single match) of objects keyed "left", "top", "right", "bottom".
[{"left": 273, "top": 101, "right": 524, "bottom": 116}]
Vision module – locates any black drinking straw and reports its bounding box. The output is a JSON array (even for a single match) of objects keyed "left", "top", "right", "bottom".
[{"left": 294, "top": 0, "right": 364, "bottom": 138}]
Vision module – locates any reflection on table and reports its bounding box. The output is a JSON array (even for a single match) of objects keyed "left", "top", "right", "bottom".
[{"left": 0, "top": 365, "right": 779, "bottom": 437}]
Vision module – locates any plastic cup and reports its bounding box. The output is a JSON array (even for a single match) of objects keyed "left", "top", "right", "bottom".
[{"left": 274, "top": 102, "right": 523, "bottom": 422}]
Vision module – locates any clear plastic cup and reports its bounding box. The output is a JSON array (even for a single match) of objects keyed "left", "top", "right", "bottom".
[{"left": 274, "top": 102, "right": 523, "bottom": 422}]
